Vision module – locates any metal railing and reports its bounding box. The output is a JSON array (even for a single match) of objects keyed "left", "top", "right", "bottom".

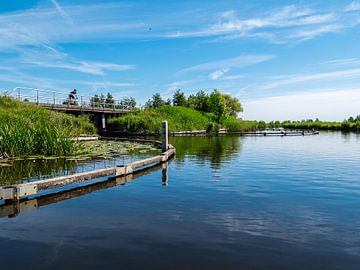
[{"left": 10, "top": 87, "right": 135, "bottom": 111}]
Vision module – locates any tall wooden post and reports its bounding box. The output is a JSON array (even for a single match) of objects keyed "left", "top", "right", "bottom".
[
  {"left": 162, "top": 162, "right": 168, "bottom": 186},
  {"left": 162, "top": 120, "right": 168, "bottom": 152}
]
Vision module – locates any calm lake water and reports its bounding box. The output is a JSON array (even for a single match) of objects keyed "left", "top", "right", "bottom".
[{"left": 1, "top": 132, "right": 360, "bottom": 270}]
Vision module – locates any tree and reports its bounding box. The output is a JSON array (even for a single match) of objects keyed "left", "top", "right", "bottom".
[
  {"left": 120, "top": 97, "right": 136, "bottom": 109},
  {"left": 105, "top": 92, "right": 114, "bottom": 105},
  {"left": 194, "top": 90, "right": 209, "bottom": 112},
  {"left": 90, "top": 94, "right": 100, "bottom": 107},
  {"left": 145, "top": 93, "right": 166, "bottom": 108},
  {"left": 222, "top": 94, "right": 243, "bottom": 116},
  {"left": 172, "top": 90, "right": 187, "bottom": 107},
  {"left": 348, "top": 116, "right": 355, "bottom": 122},
  {"left": 207, "top": 90, "right": 226, "bottom": 123},
  {"left": 187, "top": 94, "right": 197, "bottom": 109}
]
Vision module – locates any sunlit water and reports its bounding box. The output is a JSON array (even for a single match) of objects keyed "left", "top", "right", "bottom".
[{"left": 0, "top": 132, "right": 359, "bottom": 270}]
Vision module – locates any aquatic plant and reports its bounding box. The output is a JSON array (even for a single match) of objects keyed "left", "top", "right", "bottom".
[{"left": 0, "top": 96, "right": 96, "bottom": 157}]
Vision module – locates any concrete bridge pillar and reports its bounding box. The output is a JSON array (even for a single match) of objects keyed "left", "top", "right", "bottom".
[{"left": 101, "top": 113, "right": 106, "bottom": 131}]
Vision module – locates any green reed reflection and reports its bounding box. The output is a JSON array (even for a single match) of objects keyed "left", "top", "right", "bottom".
[
  {"left": 170, "top": 135, "right": 242, "bottom": 168},
  {"left": 0, "top": 158, "right": 79, "bottom": 186}
]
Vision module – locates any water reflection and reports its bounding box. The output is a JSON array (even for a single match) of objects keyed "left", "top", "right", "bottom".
[
  {"left": 0, "top": 159, "right": 79, "bottom": 186},
  {"left": 0, "top": 158, "right": 172, "bottom": 218},
  {"left": 170, "top": 135, "right": 242, "bottom": 168}
]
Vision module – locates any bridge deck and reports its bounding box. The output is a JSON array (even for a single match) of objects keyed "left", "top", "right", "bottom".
[{"left": 32, "top": 102, "right": 131, "bottom": 114}]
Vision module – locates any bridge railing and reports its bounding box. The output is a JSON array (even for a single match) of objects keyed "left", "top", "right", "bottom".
[{"left": 11, "top": 87, "right": 135, "bottom": 111}]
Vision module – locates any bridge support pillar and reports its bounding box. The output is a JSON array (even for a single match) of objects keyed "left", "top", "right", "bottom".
[{"left": 101, "top": 113, "right": 106, "bottom": 131}]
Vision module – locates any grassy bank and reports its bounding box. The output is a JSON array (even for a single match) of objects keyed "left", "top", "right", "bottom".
[
  {"left": 108, "top": 105, "right": 260, "bottom": 133},
  {"left": 274, "top": 120, "right": 360, "bottom": 132},
  {"left": 0, "top": 96, "right": 96, "bottom": 157}
]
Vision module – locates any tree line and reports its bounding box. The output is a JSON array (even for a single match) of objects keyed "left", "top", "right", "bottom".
[
  {"left": 268, "top": 116, "right": 360, "bottom": 132},
  {"left": 145, "top": 89, "right": 243, "bottom": 123}
]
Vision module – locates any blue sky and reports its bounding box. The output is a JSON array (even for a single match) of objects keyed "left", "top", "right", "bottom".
[{"left": 1, "top": 0, "right": 360, "bottom": 121}]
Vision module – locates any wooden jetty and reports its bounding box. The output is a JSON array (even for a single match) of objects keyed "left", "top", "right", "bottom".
[
  {"left": 0, "top": 121, "right": 174, "bottom": 203},
  {"left": 170, "top": 128, "right": 319, "bottom": 136},
  {"left": 0, "top": 157, "right": 173, "bottom": 218}
]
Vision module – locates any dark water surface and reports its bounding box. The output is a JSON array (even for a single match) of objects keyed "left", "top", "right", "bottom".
[{"left": 1, "top": 132, "right": 359, "bottom": 270}]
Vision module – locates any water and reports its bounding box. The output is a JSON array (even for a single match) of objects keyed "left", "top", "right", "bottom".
[{"left": 0, "top": 132, "right": 359, "bottom": 270}]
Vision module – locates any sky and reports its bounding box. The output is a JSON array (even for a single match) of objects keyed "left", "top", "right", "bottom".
[{"left": 0, "top": 0, "right": 360, "bottom": 121}]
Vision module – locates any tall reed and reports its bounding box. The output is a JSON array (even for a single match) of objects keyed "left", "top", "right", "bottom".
[{"left": 0, "top": 96, "right": 96, "bottom": 157}]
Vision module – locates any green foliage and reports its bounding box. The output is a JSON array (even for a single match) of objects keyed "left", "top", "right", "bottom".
[
  {"left": 145, "top": 93, "right": 167, "bottom": 108},
  {"left": 207, "top": 90, "right": 226, "bottom": 123},
  {"left": 222, "top": 94, "right": 243, "bottom": 116},
  {"left": 109, "top": 105, "right": 258, "bottom": 133},
  {"left": 279, "top": 117, "right": 360, "bottom": 132},
  {"left": 172, "top": 90, "right": 187, "bottom": 107},
  {"left": 0, "top": 96, "right": 96, "bottom": 157},
  {"left": 109, "top": 105, "right": 211, "bottom": 133}
]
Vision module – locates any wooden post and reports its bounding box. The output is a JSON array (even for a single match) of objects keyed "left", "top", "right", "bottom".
[
  {"left": 162, "top": 162, "right": 168, "bottom": 186},
  {"left": 162, "top": 120, "right": 168, "bottom": 152}
]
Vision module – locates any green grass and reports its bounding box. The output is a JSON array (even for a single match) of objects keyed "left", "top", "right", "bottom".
[
  {"left": 281, "top": 120, "right": 360, "bottom": 132},
  {"left": 0, "top": 96, "right": 96, "bottom": 157},
  {"left": 108, "top": 105, "right": 259, "bottom": 133}
]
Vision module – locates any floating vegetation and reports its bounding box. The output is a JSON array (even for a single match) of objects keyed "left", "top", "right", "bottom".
[{"left": 73, "top": 140, "right": 161, "bottom": 159}]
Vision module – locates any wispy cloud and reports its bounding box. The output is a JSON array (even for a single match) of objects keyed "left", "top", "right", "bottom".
[
  {"left": 321, "top": 58, "right": 360, "bottom": 66},
  {"left": 260, "top": 68, "right": 360, "bottom": 90},
  {"left": 209, "top": 68, "right": 229, "bottom": 80},
  {"left": 0, "top": 2, "right": 356, "bottom": 48},
  {"left": 50, "top": 0, "right": 74, "bottom": 24},
  {"left": 178, "top": 54, "right": 274, "bottom": 74},
  {"left": 344, "top": 1, "right": 360, "bottom": 12},
  {"left": 166, "top": 5, "right": 345, "bottom": 43}
]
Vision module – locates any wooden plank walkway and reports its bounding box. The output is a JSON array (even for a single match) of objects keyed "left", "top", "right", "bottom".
[{"left": 0, "top": 121, "right": 174, "bottom": 202}]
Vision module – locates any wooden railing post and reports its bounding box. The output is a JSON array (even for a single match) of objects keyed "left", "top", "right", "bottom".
[{"left": 162, "top": 120, "right": 168, "bottom": 152}]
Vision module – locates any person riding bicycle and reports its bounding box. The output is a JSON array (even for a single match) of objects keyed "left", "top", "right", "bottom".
[{"left": 68, "top": 89, "right": 77, "bottom": 104}]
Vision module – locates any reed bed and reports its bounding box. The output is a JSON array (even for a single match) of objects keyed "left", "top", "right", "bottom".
[{"left": 0, "top": 96, "right": 96, "bottom": 157}]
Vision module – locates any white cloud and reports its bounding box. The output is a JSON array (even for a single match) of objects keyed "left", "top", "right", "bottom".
[
  {"left": 209, "top": 68, "right": 229, "bottom": 80},
  {"left": 243, "top": 89, "right": 360, "bottom": 121},
  {"left": 167, "top": 5, "right": 342, "bottom": 43},
  {"left": 321, "top": 58, "right": 360, "bottom": 66},
  {"left": 50, "top": 0, "right": 74, "bottom": 25},
  {"left": 15, "top": 46, "right": 134, "bottom": 75},
  {"left": 178, "top": 54, "right": 274, "bottom": 74},
  {"left": 260, "top": 68, "right": 360, "bottom": 90},
  {"left": 288, "top": 24, "right": 343, "bottom": 41},
  {"left": 344, "top": 1, "right": 360, "bottom": 12}
]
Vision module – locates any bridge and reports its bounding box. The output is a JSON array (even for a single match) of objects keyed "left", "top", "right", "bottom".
[{"left": 11, "top": 87, "right": 134, "bottom": 130}]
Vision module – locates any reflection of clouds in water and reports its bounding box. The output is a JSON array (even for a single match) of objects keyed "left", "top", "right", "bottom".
[{"left": 199, "top": 207, "right": 360, "bottom": 256}]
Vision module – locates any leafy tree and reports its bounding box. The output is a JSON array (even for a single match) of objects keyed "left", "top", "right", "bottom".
[
  {"left": 222, "top": 94, "right": 243, "bottom": 116},
  {"left": 120, "top": 97, "right": 136, "bottom": 109},
  {"left": 145, "top": 93, "right": 166, "bottom": 108},
  {"left": 207, "top": 90, "right": 226, "bottom": 123},
  {"left": 187, "top": 94, "right": 197, "bottom": 109},
  {"left": 90, "top": 94, "right": 100, "bottom": 107},
  {"left": 172, "top": 90, "right": 187, "bottom": 107},
  {"left": 348, "top": 116, "right": 355, "bottom": 122},
  {"left": 194, "top": 90, "right": 209, "bottom": 112},
  {"left": 105, "top": 92, "right": 114, "bottom": 105}
]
